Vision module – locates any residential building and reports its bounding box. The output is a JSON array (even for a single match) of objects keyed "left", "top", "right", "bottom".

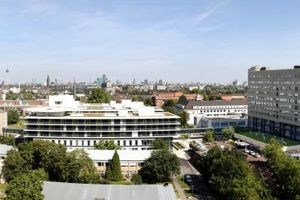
[
  {"left": 221, "top": 94, "right": 246, "bottom": 101},
  {"left": 153, "top": 92, "right": 202, "bottom": 108},
  {"left": 43, "top": 181, "right": 177, "bottom": 200},
  {"left": 176, "top": 98, "right": 247, "bottom": 125},
  {"left": 0, "top": 111, "right": 7, "bottom": 135},
  {"left": 23, "top": 95, "right": 180, "bottom": 150},
  {"left": 0, "top": 144, "right": 13, "bottom": 183},
  {"left": 248, "top": 66, "right": 300, "bottom": 140},
  {"left": 84, "top": 150, "right": 151, "bottom": 176}
]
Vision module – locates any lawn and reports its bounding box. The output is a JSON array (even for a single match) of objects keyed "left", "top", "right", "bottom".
[
  {"left": 237, "top": 131, "right": 300, "bottom": 146},
  {"left": 109, "top": 180, "right": 132, "bottom": 185},
  {"left": 176, "top": 176, "right": 193, "bottom": 198}
]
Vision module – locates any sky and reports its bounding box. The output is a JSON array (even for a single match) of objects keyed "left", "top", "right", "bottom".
[{"left": 0, "top": 0, "right": 300, "bottom": 84}]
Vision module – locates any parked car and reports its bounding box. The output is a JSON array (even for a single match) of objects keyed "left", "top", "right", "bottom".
[{"left": 184, "top": 175, "right": 193, "bottom": 184}]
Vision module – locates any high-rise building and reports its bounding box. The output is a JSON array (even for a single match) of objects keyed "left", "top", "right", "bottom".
[
  {"left": 248, "top": 66, "right": 300, "bottom": 140},
  {"left": 46, "top": 75, "right": 50, "bottom": 87}
]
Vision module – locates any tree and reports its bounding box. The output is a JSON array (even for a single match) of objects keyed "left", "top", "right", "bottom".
[
  {"left": 5, "top": 169, "right": 47, "bottom": 200},
  {"left": 65, "top": 149, "right": 100, "bottom": 183},
  {"left": 151, "top": 139, "right": 169, "bottom": 150},
  {"left": 203, "top": 129, "right": 215, "bottom": 143},
  {"left": 222, "top": 126, "right": 235, "bottom": 140},
  {"left": 94, "top": 140, "right": 119, "bottom": 150},
  {"left": 7, "top": 109, "right": 19, "bottom": 125},
  {"left": 140, "top": 150, "right": 180, "bottom": 183},
  {"left": 143, "top": 98, "right": 153, "bottom": 106},
  {"left": 110, "top": 151, "right": 123, "bottom": 181},
  {"left": 179, "top": 111, "right": 189, "bottom": 128},
  {"left": 162, "top": 99, "right": 177, "bottom": 113},
  {"left": 17, "top": 140, "right": 68, "bottom": 182},
  {"left": 264, "top": 139, "right": 300, "bottom": 199},
  {"left": 2, "top": 150, "right": 29, "bottom": 182},
  {"left": 0, "top": 134, "right": 14, "bottom": 145},
  {"left": 200, "top": 147, "right": 271, "bottom": 200},
  {"left": 87, "top": 88, "right": 111, "bottom": 103},
  {"left": 131, "top": 174, "right": 143, "bottom": 184}
]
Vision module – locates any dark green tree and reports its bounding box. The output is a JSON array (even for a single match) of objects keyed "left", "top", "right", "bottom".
[
  {"left": 140, "top": 150, "right": 180, "bottom": 183},
  {"left": 65, "top": 149, "right": 100, "bottom": 183},
  {"left": 7, "top": 109, "right": 19, "bottom": 125},
  {"left": 87, "top": 88, "right": 111, "bottom": 103},
  {"left": 151, "top": 139, "right": 169, "bottom": 150},
  {"left": 143, "top": 97, "right": 153, "bottom": 106},
  {"left": 222, "top": 126, "right": 235, "bottom": 140},
  {"left": 94, "top": 140, "right": 119, "bottom": 150},
  {"left": 179, "top": 111, "right": 189, "bottom": 128},
  {"left": 0, "top": 134, "right": 14, "bottom": 145},
  {"left": 200, "top": 147, "right": 271, "bottom": 200},
  {"left": 131, "top": 174, "right": 143, "bottom": 185},
  {"left": 5, "top": 169, "right": 47, "bottom": 200},
  {"left": 110, "top": 151, "right": 123, "bottom": 181},
  {"left": 203, "top": 129, "right": 215, "bottom": 143},
  {"left": 2, "top": 149, "right": 29, "bottom": 182},
  {"left": 17, "top": 140, "right": 68, "bottom": 182}
]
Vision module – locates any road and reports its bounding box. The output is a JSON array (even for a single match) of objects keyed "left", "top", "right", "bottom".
[{"left": 175, "top": 149, "right": 214, "bottom": 200}]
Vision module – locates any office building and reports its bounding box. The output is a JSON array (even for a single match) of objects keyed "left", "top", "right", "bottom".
[
  {"left": 248, "top": 66, "right": 300, "bottom": 140},
  {"left": 23, "top": 95, "right": 180, "bottom": 150}
]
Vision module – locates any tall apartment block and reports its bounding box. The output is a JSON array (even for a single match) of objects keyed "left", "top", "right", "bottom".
[
  {"left": 248, "top": 66, "right": 300, "bottom": 140},
  {"left": 23, "top": 95, "right": 180, "bottom": 150}
]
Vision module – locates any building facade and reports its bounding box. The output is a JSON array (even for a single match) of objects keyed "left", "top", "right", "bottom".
[
  {"left": 176, "top": 98, "right": 248, "bottom": 125},
  {"left": 23, "top": 95, "right": 180, "bottom": 150},
  {"left": 248, "top": 66, "right": 300, "bottom": 140}
]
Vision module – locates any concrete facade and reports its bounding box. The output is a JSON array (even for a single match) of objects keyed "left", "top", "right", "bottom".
[{"left": 248, "top": 66, "right": 300, "bottom": 140}]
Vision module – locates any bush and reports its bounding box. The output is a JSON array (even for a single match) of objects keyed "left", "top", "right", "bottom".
[{"left": 131, "top": 174, "right": 143, "bottom": 185}]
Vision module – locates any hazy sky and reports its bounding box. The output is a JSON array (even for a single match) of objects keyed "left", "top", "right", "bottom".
[{"left": 0, "top": 0, "right": 300, "bottom": 84}]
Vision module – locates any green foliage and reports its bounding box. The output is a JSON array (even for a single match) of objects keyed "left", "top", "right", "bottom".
[
  {"left": 140, "top": 150, "right": 180, "bottom": 183},
  {"left": 131, "top": 174, "right": 143, "bottom": 185},
  {"left": 5, "top": 169, "right": 47, "bottom": 200},
  {"left": 7, "top": 109, "right": 19, "bottom": 125},
  {"left": 200, "top": 147, "right": 271, "bottom": 200},
  {"left": 264, "top": 139, "right": 300, "bottom": 199},
  {"left": 65, "top": 149, "right": 100, "bottom": 183},
  {"left": 203, "top": 129, "right": 215, "bottom": 143},
  {"left": 0, "top": 134, "right": 14, "bottom": 146},
  {"left": 179, "top": 111, "right": 189, "bottom": 128},
  {"left": 151, "top": 139, "right": 169, "bottom": 150},
  {"left": 87, "top": 88, "right": 111, "bottom": 103},
  {"left": 110, "top": 151, "right": 123, "bottom": 181},
  {"left": 162, "top": 99, "right": 177, "bottom": 113},
  {"left": 5, "top": 92, "right": 18, "bottom": 101},
  {"left": 143, "top": 97, "right": 153, "bottom": 106},
  {"left": 105, "top": 165, "right": 112, "bottom": 180},
  {"left": 2, "top": 150, "right": 29, "bottom": 182},
  {"left": 3, "top": 140, "right": 100, "bottom": 184},
  {"left": 94, "top": 140, "right": 119, "bottom": 150},
  {"left": 222, "top": 126, "right": 235, "bottom": 140}
]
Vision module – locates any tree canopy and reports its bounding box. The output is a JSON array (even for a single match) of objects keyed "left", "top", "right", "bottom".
[
  {"left": 109, "top": 151, "right": 123, "bottom": 181},
  {"left": 179, "top": 111, "right": 189, "bottom": 128},
  {"left": 264, "top": 139, "right": 300, "bottom": 199},
  {"left": 200, "top": 147, "right": 271, "bottom": 200},
  {"left": 140, "top": 150, "right": 180, "bottom": 183},
  {"left": 5, "top": 169, "right": 47, "bottom": 200},
  {"left": 87, "top": 88, "right": 111, "bottom": 103},
  {"left": 203, "top": 129, "right": 215, "bottom": 143},
  {"left": 221, "top": 126, "right": 235, "bottom": 140},
  {"left": 151, "top": 139, "right": 169, "bottom": 150},
  {"left": 7, "top": 109, "right": 19, "bottom": 125},
  {"left": 94, "top": 140, "right": 120, "bottom": 150}
]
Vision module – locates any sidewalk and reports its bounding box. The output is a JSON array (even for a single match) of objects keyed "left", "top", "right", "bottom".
[{"left": 173, "top": 177, "right": 188, "bottom": 200}]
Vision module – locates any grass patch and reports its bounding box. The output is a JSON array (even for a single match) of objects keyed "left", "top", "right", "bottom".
[
  {"left": 0, "top": 184, "right": 7, "bottom": 191},
  {"left": 8, "top": 120, "right": 25, "bottom": 129},
  {"left": 237, "top": 131, "right": 300, "bottom": 146},
  {"left": 109, "top": 180, "right": 132, "bottom": 185},
  {"left": 176, "top": 176, "right": 194, "bottom": 198}
]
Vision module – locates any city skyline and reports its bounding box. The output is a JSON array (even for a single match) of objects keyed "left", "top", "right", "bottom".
[{"left": 0, "top": 0, "right": 300, "bottom": 83}]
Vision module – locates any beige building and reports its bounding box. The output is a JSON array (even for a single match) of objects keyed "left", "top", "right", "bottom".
[
  {"left": 0, "top": 111, "right": 7, "bottom": 135},
  {"left": 85, "top": 150, "right": 151, "bottom": 177},
  {"left": 248, "top": 66, "right": 300, "bottom": 140}
]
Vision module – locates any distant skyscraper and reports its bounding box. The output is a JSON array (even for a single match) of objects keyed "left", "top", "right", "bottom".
[
  {"left": 159, "top": 79, "right": 163, "bottom": 85},
  {"left": 144, "top": 79, "right": 149, "bottom": 84},
  {"left": 132, "top": 78, "right": 136, "bottom": 85},
  {"left": 46, "top": 75, "right": 50, "bottom": 87}
]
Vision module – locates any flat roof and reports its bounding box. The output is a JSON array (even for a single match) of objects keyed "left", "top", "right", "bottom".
[
  {"left": 43, "top": 181, "right": 177, "bottom": 200},
  {"left": 84, "top": 150, "right": 152, "bottom": 162}
]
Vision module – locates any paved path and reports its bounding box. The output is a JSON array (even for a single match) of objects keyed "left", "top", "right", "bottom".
[{"left": 173, "top": 177, "right": 188, "bottom": 200}]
